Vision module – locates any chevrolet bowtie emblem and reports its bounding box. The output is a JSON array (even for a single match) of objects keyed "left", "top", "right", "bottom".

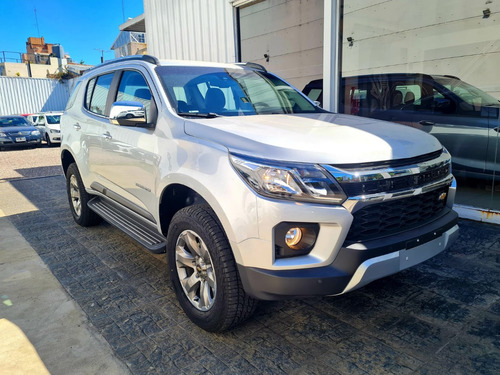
[{"left": 438, "top": 192, "right": 447, "bottom": 201}]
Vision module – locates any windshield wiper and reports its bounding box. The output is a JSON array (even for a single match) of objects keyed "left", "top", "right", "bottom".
[{"left": 177, "top": 112, "right": 219, "bottom": 118}]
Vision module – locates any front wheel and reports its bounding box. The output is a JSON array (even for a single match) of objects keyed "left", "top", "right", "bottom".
[
  {"left": 45, "top": 133, "right": 52, "bottom": 147},
  {"left": 66, "top": 163, "right": 102, "bottom": 227},
  {"left": 166, "top": 205, "right": 257, "bottom": 332}
]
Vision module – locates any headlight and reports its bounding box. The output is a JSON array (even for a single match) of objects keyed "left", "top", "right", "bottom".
[
  {"left": 49, "top": 129, "right": 60, "bottom": 133},
  {"left": 230, "top": 154, "right": 347, "bottom": 204},
  {"left": 31, "top": 130, "right": 40, "bottom": 136},
  {"left": 0, "top": 132, "right": 6, "bottom": 137}
]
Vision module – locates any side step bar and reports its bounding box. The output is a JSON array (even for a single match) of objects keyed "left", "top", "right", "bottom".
[{"left": 88, "top": 197, "right": 166, "bottom": 253}]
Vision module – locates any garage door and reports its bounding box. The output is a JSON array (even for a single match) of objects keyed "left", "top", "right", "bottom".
[{"left": 238, "top": 0, "right": 324, "bottom": 91}]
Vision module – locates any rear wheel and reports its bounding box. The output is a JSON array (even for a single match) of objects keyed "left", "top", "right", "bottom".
[
  {"left": 66, "top": 163, "right": 101, "bottom": 226},
  {"left": 166, "top": 205, "right": 257, "bottom": 332}
]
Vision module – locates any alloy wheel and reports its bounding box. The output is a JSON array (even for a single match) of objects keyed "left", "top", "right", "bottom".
[
  {"left": 175, "top": 229, "right": 217, "bottom": 311},
  {"left": 69, "top": 174, "right": 81, "bottom": 217}
]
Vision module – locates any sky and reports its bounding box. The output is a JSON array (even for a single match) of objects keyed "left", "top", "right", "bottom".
[{"left": 0, "top": 0, "right": 144, "bottom": 66}]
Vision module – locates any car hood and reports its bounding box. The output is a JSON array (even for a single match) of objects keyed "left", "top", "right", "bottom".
[
  {"left": 1, "top": 126, "right": 36, "bottom": 133},
  {"left": 184, "top": 113, "right": 442, "bottom": 164}
]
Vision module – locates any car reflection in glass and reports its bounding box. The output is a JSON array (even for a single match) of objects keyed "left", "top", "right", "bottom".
[{"left": 303, "top": 74, "right": 500, "bottom": 181}]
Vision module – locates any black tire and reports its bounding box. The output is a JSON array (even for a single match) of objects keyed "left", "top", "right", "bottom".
[
  {"left": 66, "top": 163, "right": 102, "bottom": 227},
  {"left": 45, "top": 133, "right": 52, "bottom": 147},
  {"left": 166, "top": 204, "right": 257, "bottom": 332}
]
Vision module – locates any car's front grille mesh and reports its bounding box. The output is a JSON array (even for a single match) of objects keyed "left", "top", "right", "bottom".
[{"left": 345, "top": 186, "right": 449, "bottom": 242}]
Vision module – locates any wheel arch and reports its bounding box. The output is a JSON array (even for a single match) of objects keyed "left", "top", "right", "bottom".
[
  {"left": 61, "top": 149, "right": 76, "bottom": 176},
  {"left": 159, "top": 183, "right": 209, "bottom": 237}
]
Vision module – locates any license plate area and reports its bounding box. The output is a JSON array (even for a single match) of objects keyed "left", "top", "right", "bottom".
[{"left": 15, "top": 137, "right": 26, "bottom": 142}]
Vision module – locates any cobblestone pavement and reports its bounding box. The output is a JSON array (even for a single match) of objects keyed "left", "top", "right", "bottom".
[
  {"left": 0, "top": 145, "right": 61, "bottom": 181},
  {"left": 2, "top": 149, "right": 499, "bottom": 374}
]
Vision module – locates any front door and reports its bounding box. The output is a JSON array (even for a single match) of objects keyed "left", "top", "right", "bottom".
[{"left": 99, "top": 69, "right": 159, "bottom": 214}]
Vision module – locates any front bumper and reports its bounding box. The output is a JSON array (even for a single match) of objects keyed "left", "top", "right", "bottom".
[
  {"left": 47, "top": 132, "right": 61, "bottom": 143},
  {"left": 0, "top": 136, "right": 41, "bottom": 147},
  {"left": 237, "top": 209, "right": 458, "bottom": 300}
]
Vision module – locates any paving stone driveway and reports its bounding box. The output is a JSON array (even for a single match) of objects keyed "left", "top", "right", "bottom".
[{"left": 6, "top": 174, "right": 500, "bottom": 375}]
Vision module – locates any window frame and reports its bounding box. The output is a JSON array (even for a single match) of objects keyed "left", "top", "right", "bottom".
[{"left": 84, "top": 71, "right": 119, "bottom": 118}]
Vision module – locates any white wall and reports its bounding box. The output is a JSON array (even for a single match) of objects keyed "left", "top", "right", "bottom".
[
  {"left": 342, "top": 0, "right": 500, "bottom": 99},
  {"left": 144, "top": 0, "right": 237, "bottom": 62},
  {"left": 0, "top": 57, "right": 67, "bottom": 79},
  {"left": 0, "top": 76, "right": 72, "bottom": 115},
  {"left": 239, "top": 0, "right": 324, "bottom": 91}
]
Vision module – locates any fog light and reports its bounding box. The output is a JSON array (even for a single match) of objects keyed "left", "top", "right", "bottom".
[
  {"left": 285, "top": 227, "right": 302, "bottom": 247},
  {"left": 274, "top": 222, "right": 319, "bottom": 259}
]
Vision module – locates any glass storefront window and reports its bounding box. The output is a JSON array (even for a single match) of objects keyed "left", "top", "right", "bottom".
[{"left": 339, "top": 0, "right": 500, "bottom": 211}]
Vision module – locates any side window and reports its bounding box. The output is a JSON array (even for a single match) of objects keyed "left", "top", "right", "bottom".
[
  {"left": 89, "top": 73, "right": 114, "bottom": 116},
  {"left": 116, "top": 70, "right": 153, "bottom": 121},
  {"left": 392, "top": 84, "right": 422, "bottom": 109},
  {"left": 85, "top": 78, "right": 96, "bottom": 110}
]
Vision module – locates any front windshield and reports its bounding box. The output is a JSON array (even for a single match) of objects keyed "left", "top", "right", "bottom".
[
  {"left": 46, "top": 115, "right": 61, "bottom": 124},
  {"left": 156, "top": 66, "right": 321, "bottom": 116},
  {"left": 434, "top": 76, "right": 499, "bottom": 106},
  {"left": 0, "top": 117, "right": 30, "bottom": 127}
]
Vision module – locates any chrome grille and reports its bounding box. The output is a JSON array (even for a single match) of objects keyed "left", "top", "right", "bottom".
[{"left": 339, "top": 163, "right": 450, "bottom": 196}]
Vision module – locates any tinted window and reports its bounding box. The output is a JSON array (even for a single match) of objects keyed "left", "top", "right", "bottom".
[
  {"left": 116, "top": 71, "right": 153, "bottom": 120},
  {"left": 46, "top": 115, "right": 61, "bottom": 124},
  {"left": 88, "top": 73, "right": 114, "bottom": 115},
  {"left": 0, "top": 117, "right": 30, "bottom": 127},
  {"left": 85, "top": 78, "right": 96, "bottom": 110}
]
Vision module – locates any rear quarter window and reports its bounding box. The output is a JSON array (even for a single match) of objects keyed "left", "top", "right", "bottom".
[{"left": 86, "top": 73, "right": 114, "bottom": 116}]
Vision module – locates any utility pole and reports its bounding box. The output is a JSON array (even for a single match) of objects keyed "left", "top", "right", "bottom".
[{"left": 94, "top": 48, "right": 112, "bottom": 64}]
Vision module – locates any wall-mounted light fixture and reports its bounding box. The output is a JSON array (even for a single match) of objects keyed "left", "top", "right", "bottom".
[
  {"left": 483, "top": 8, "right": 491, "bottom": 18},
  {"left": 263, "top": 53, "right": 269, "bottom": 62},
  {"left": 347, "top": 37, "right": 354, "bottom": 47}
]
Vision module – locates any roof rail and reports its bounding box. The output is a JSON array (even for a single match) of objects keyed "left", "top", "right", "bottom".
[
  {"left": 236, "top": 62, "right": 267, "bottom": 72},
  {"left": 83, "top": 55, "right": 160, "bottom": 75}
]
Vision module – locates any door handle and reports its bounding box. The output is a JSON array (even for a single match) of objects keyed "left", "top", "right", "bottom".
[
  {"left": 419, "top": 120, "right": 435, "bottom": 126},
  {"left": 101, "top": 132, "right": 112, "bottom": 141},
  {"left": 73, "top": 123, "right": 81, "bottom": 130}
]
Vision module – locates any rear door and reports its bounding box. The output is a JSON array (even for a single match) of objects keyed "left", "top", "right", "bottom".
[{"left": 80, "top": 72, "right": 117, "bottom": 185}]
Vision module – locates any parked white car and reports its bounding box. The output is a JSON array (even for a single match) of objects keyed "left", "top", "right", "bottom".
[
  {"left": 61, "top": 55, "right": 459, "bottom": 332},
  {"left": 29, "top": 112, "right": 62, "bottom": 146}
]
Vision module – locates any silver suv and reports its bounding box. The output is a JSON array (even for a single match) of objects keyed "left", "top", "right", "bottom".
[{"left": 61, "top": 55, "right": 459, "bottom": 331}]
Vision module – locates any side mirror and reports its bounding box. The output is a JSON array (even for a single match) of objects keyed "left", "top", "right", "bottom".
[{"left": 109, "top": 101, "right": 147, "bottom": 126}]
